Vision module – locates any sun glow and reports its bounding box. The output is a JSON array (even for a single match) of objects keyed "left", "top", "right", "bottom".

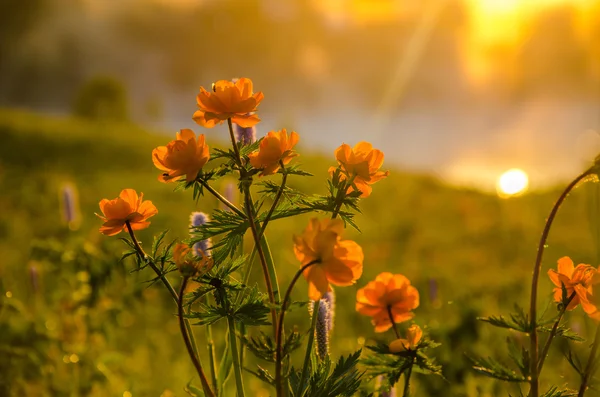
[{"left": 497, "top": 169, "right": 529, "bottom": 197}]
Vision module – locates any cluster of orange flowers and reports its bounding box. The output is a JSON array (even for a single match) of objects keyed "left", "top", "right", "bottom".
[
  {"left": 96, "top": 77, "right": 420, "bottom": 348},
  {"left": 548, "top": 256, "right": 600, "bottom": 320}
]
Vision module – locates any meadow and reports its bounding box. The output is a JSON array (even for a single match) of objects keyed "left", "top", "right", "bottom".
[{"left": 1, "top": 107, "right": 600, "bottom": 397}]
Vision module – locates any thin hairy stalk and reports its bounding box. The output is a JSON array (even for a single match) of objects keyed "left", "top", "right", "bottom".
[
  {"left": 331, "top": 174, "right": 356, "bottom": 219},
  {"left": 243, "top": 185, "right": 278, "bottom": 332},
  {"left": 179, "top": 278, "right": 216, "bottom": 397},
  {"left": 227, "top": 118, "right": 243, "bottom": 166},
  {"left": 529, "top": 170, "right": 591, "bottom": 397},
  {"left": 235, "top": 247, "right": 258, "bottom": 304},
  {"left": 275, "top": 260, "right": 319, "bottom": 397},
  {"left": 257, "top": 161, "right": 288, "bottom": 241},
  {"left": 578, "top": 324, "right": 600, "bottom": 397},
  {"left": 387, "top": 305, "right": 401, "bottom": 339},
  {"left": 125, "top": 222, "right": 201, "bottom": 359},
  {"left": 403, "top": 357, "right": 415, "bottom": 397},
  {"left": 226, "top": 314, "right": 246, "bottom": 397},
  {"left": 537, "top": 291, "right": 577, "bottom": 373},
  {"left": 203, "top": 296, "right": 219, "bottom": 396},
  {"left": 199, "top": 179, "right": 245, "bottom": 218},
  {"left": 227, "top": 118, "right": 278, "bottom": 333},
  {"left": 298, "top": 300, "right": 321, "bottom": 396}
]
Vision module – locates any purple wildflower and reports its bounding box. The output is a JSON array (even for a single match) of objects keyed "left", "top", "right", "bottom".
[
  {"left": 189, "top": 212, "right": 212, "bottom": 257},
  {"left": 234, "top": 123, "right": 256, "bottom": 146},
  {"left": 60, "top": 183, "right": 80, "bottom": 230}
]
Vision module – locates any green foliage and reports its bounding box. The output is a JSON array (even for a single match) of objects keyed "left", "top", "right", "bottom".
[
  {"left": 291, "top": 350, "right": 363, "bottom": 397},
  {"left": 362, "top": 338, "right": 442, "bottom": 388},
  {"left": 540, "top": 386, "right": 578, "bottom": 397},
  {"left": 3, "top": 109, "right": 600, "bottom": 395},
  {"left": 478, "top": 305, "right": 532, "bottom": 333},
  {"left": 470, "top": 356, "right": 527, "bottom": 383}
]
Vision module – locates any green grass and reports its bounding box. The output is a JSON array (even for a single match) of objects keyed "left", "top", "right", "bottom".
[{"left": 1, "top": 108, "right": 599, "bottom": 396}]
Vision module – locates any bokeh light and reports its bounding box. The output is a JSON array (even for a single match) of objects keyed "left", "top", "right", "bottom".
[{"left": 497, "top": 168, "right": 529, "bottom": 196}]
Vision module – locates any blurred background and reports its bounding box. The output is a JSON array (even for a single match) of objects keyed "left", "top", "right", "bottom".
[{"left": 1, "top": 0, "right": 600, "bottom": 396}]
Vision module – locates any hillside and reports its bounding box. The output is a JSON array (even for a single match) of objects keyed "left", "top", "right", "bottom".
[{"left": 1, "top": 108, "right": 599, "bottom": 396}]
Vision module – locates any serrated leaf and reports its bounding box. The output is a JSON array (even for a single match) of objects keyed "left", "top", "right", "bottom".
[
  {"left": 470, "top": 356, "right": 527, "bottom": 382},
  {"left": 245, "top": 365, "right": 275, "bottom": 386},
  {"left": 541, "top": 386, "right": 578, "bottom": 397}
]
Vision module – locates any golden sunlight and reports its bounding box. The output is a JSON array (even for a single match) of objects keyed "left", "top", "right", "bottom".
[{"left": 497, "top": 168, "right": 529, "bottom": 197}]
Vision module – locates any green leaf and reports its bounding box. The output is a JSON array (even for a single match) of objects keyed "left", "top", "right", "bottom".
[
  {"left": 541, "top": 386, "right": 578, "bottom": 397},
  {"left": 470, "top": 355, "right": 527, "bottom": 382},
  {"left": 300, "top": 350, "right": 363, "bottom": 397},
  {"left": 506, "top": 338, "right": 530, "bottom": 378},
  {"left": 539, "top": 325, "right": 585, "bottom": 342},
  {"left": 151, "top": 229, "right": 169, "bottom": 257},
  {"left": 244, "top": 365, "right": 275, "bottom": 386},
  {"left": 564, "top": 349, "right": 584, "bottom": 376},
  {"left": 233, "top": 287, "right": 270, "bottom": 326},
  {"left": 184, "top": 380, "right": 204, "bottom": 396},
  {"left": 478, "top": 305, "right": 531, "bottom": 333}
]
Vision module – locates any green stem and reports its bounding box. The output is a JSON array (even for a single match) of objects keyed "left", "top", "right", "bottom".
[
  {"left": 387, "top": 305, "right": 401, "bottom": 339},
  {"left": 537, "top": 292, "right": 577, "bottom": 373},
  {"left": 402, "top": 357, "right": 415, "bottom": 397},
  {"left": 243, "top": 185, "right": 278, "bottom": 333},
  {"left": 298, "top": 300, "right": 321, "bottom": 396},
  {"left": 578, "top": 324, "right": 600, "bottom": 397},
  {"left": 178, "top": 278, "right": 216, "bottom": 397},
  {"left": 227, "top": 314, "right": 246, "bottom": 397},
  {"left": 227, "top": 118, "right": 278, "bottom": 334},
  {"left": 331, "top": 173, "right": 356, "bottom": 219},
  {"left": 529, "top": 170, "right": 591, "bottom": 397},
  {"left": 227, "top": 118, "right": 243, "bottom": 166},
  {"left": 199, "top": 179, "right": 246, "bottom": 218},
  {"left": 257, "top": 161, "right": 288, "bottom": 241},
  {"left": 125, "top": 222, "right": 207, "bottom": 385},
  {"left": 203, "top": 296, "right": 219, "bottom": 396},
  {"left": 275, "top": 261, "right": 319, "bottom": 397}
]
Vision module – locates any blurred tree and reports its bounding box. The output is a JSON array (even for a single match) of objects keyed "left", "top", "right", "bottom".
[
  {"left": 0, "top": 0, "right": 47, "bottom": 102},
  {"left": 72, "top": 76, "right": 129, "bottom": 121}
]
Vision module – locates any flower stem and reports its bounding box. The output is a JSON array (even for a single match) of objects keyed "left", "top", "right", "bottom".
[
  {"left": 125, "top": 222, "right": 214, "bottom": 397},
  {"left": 403, "top": 357, "right": 415, "bottom": 397},
  {"left": 298, "top": 300, "right": 321, "bottom": 396},
  {"left": 331, "top": 174, "right": 356, "bottom": 219},
  {"left": 227, "top": 118, "right": 277, "bottom": 334},
  {"left": 178, "top": 277, "right": 216, "bottom": 397},
  {"left": 227, "top": 118, "right": 243, "bottom": 167},
  {"left": 243, "top": 185, "right": 278, "bottom": 332},
  {"left": 528, "top": 170, "right": 591, "bottom": 397},
  {"left": 227, "top": 314, "right": 246, "bottom": 397},
  {"left": 578, "top": 324, "right": 600, "bottom": 397},
  {"left": 227, "top": 118, "right": 279, "bottom": 335},
  {"left": 257, "top": 161, "right": 288, "bottom": 241},
  {"left": 199, "top": 179, "right": 245, "bottom": 218},
  {"left": 275, "top": 260, "right": 319, "bottom": 397},
  {"left": 203, "top": 296, "right": 219, "bottom": 396},
  {"left": 387, "top": 305, "right": 401, "bottom": 339},
  {"left": 537, "top": 292, "right": 577, "bottom": 373}
]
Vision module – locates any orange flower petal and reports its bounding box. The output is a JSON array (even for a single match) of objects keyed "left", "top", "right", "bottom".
[{"left": 557, "top": 256, "right": 575, "bottom": 278}]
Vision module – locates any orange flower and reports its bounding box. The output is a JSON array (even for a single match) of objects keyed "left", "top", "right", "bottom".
[
  {"left": 248, "top": 129, "right": 299, "bottom": 176},
  {"left": 328, "top": 142, "right": 389, "bottom": 198},
  {"left": 548, "top": 256, "right": 598, "bottom": 310},
  {"left": 152, "top": 129, "right": 210, "bottom": 183},
  {"left": 96, "top": 189, "right": 157, "bottom": 236},
  {"left": 174, "top": 243, "right": 213, "bottom": 278},
  {"left": 193, "top": 78, "right": 264, "bottom": 128},
  {"left": 356, "top": 272, "right": 419, "bottom": 333},
  {"left": 293, "top": 218, "right": 363, "bottom": 300},
  {"left": 389, "top": 324, "right": 423, "bottom": 352}
]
